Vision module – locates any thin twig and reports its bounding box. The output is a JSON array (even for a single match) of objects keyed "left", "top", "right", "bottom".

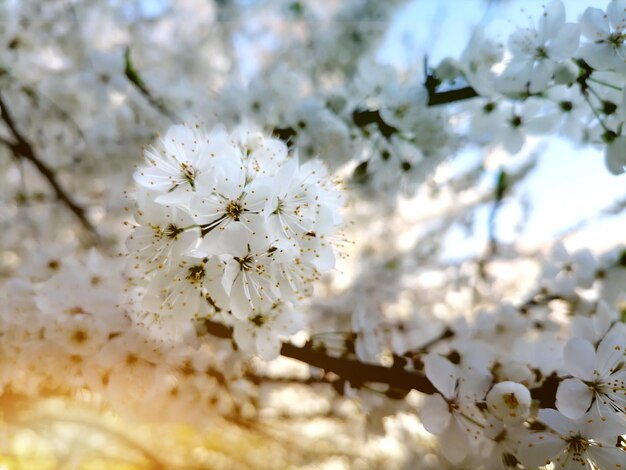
[{"left": 0, "top": 93, "right": 98, "bottom": 237}]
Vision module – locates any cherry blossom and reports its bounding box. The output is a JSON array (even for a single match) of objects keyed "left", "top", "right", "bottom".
[
  {"left": 498, "top": 0, "right": 580, "bottom": 94},
  {"left": 419, "top": 354, "right": 491, "bottom": 464},
  {"left": 518, "top": 409, "right": 626, "bottom": 469},
  {"left": 580, "top": 0, "right": 626, "bottom": 73},
  {"left": 556, "top": 327, "right": 626, "bottom": 421}
]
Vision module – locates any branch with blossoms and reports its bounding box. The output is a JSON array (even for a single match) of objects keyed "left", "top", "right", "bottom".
[
  {"left": 202, "top": 317, "right": 564, "bottom": 407},
  {"left": 4, "top": 0, "right": 626, "bottom": 468}
]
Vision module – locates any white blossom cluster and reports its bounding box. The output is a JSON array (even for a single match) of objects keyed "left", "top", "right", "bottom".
[
  {"left": 449, "top": 0, "right": 626, "bottom": 174},
  {"left": 127, "top": 123, "right": 343, "bottom": 359}
]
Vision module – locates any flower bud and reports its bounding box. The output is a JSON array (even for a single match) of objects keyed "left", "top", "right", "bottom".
[
  {"left": 553, "top": 61, "right": 579, "bottom": 85},
  {"left": 486, "top": 381, "right": 531, "bottom": 424}
]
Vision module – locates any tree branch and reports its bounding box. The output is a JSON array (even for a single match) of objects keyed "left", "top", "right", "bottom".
[
  {"left": 202, "top": 319, "right": 557, "bottom": 407},
  {"left": 427, "top": 85, "right": 479, "bottom": 106},
  {"left": 349, "top": 77, "right": 478, "bottom": 138},
  {"left": 0, "top": 94, "right": 98, "bottom": 236},
  {"left": 124, "top": 47, "right": 177, "bottom": 121}
]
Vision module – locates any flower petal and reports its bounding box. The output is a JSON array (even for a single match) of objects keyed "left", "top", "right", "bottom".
[
  {"left": 556, "top": 378, "right": 593, "bottom": 419},
  {"left": 580, "top": 7, "right": 610, "bottom": 40},
  {"left": 564, "top": 337, "right": 596, "bottom": 382},
  {"left": 423, "top": 354, "right": 457, "bottom": 398},
  {"left": 594, "top": 330, "right": 626, "bottom": 377},
  {"left": 518, "top": 432, "right": 564, "bottom": 468},
  {"left": 419, "top": 393, "right": 451, "bottom": 434},
  {"left": 587, "top": 445, "right": 626, "bottom": 470},
  {"left": 539, "top": 408, "right": 579, "bottom": 435},
  {"left": 438, "top": 416, "right": 470, "bottom": 464}
]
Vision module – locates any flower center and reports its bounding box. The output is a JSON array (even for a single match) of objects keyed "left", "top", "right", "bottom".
[
  {"left": 250, "top": 314, "right": 267, "bottom": 327},
  {"left": 534, "top": 46, "right": 548, "bottom": 60},
  {"left": 607, "top": 32, "right": 626, "bottom": 48},
  {"left": 225, "top": 200, "right": 244, "bottom": 221},
  {"left": 186, "top": 264, "right": 205, "bottom": 284},
  {"left": 272, "top": 198, "right": 285, "bottom": 215},
  {"left": 503, "top": 392, "right": 520, "bottom": 409},
  {"left": 564, "top": 435, "right": 589, "bottom": 455},
  {"left": 164, "top": 223, "right": 183, "bottom": 239},
  {"left": 71, "top": 329, "right": 88, "bottom": 344},
  {"left": 180, "top": 162, "right": 198, "bottom": 187},
  {"left": 234, "top": 255, "right": 256, "bottom": 272}
]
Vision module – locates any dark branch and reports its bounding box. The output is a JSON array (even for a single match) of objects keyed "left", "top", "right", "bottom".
[
  {"left": 351, "top": 109, "right": 398, "bottom": 138},
  {"left": 427, "top": 85, "right": 479, "bottom": 106},
  {"left": 0, "top": 94, "right": 98, "bottom": 236},
  {"left": 202, "top": 319, "right": 557, "bottom": 407},
  {"left": 274, "top": 76, "right": 481, "bottom": 146},
  {"left": 425, "top": 73, "right": 479, "bottom": 106}
]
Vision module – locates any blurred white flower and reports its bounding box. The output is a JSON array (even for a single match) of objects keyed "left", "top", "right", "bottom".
[{"left": 580, "top": 0, "right": 626, "bottom": 73}]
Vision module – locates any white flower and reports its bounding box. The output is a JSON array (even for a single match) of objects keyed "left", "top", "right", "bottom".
[
  {"left": 556, "top": 328, "right": 626, "bottom": 421},
  {"left": 580, "top": 0, "right": 626, "bottom": 73},
  {"left": 545, "top": 85, "right": 590, "bottom": 143},
  {"left": 499, "top": 0, "right": 580, "bottom": 94},
  {"left": 540, "top": 242, "right": 597, "bottom": 295},
  {"left": 435, "top": 57, "right": 462, "bottom": 81},
  {"left": 469, "top": 98, "right": 558, "bottom": 154},
  {"left": 286, "top": 98, "right": 351, "bottom": 166},
  {"left": 190, "top": 156, "right": 271, "bottom": 254},
  {"left": 518, "top": 408, "right": 626, "bottom": 468},
  {"left": 133, "top": 124, "right": 213, "bottom": 205},
  {"left": 232, "top": 125, "right": 288, "bottom": 178},
  {"left": 379, "top": 84, "right": 428, "bottom": 130},
  {"left": 419, "top": 354, "right": 491, "bottom": 464},
  {"left": 553, "top": 60, "right": 580, "bottom": 85},
  {"left": 486, "top": 381, "right": 532, "bottom": 425},
  {"left": 482, "top": 417, "right": 527, "bottom": 469},
  {"left": 142, "top": 255, "right": 225, "bottom": 324},
  {"left": 263, "top": 156, "right": 325, "bottom": 243},
  {"left": 232, "top": 302, "right": 304, "bottom": 360},
  {"left": 460, "top": 28, "right": 504, "bottom": 95},
  {"left": 34, "top": 255, "right": 127, "bottom": 332},
  {"left": 47, "top": 314, "right": 106, "bottom": 356},
  {"left": 126, "top": 190, "right": 200, "bottom": 275},
  {"left": 219, "top": 224, "right": 284, "bottom": 319}
]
